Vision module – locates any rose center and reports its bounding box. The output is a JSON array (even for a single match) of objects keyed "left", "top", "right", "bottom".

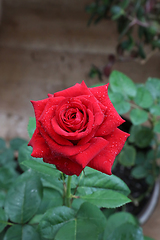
[
  {"left": 64, "top": 108, "right": 83, "bottom": 124},
  {"left": 56, "top": 98, "right": 88, "bottom": 133},
  {"left": 70, "top": 113, "right": 76, "bottom": 119}
]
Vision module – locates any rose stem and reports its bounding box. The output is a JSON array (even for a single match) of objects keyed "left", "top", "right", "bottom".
[{"left": 66, "top": 175, "right": 72, "bottom": 207}]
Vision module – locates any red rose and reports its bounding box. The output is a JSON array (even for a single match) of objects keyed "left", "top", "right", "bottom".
[{"left": 28, "top": 82, "right": 129, "bottom": 176}]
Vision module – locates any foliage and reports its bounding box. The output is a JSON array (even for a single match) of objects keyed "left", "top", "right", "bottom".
[
  {"left": 0, "top": 76, "right": 158, "bottom": 238},
  {"left": 91, "top": 70, "right": 160, "bottom": 212},
  {"left": 0, "top": 130, "right": 152, "bottom": 239},
  {"left": 86, "top": 0, "right": 160, "bottom": 72},
  {"left": 85, "top": 0, "right": 160, "bottom": 81}
]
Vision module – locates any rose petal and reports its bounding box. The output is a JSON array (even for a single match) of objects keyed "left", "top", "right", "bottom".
[
  {"left": 31, "top": 99, "right": 49, "bottom": 124},
  {"left": 79, "top": 95, "right": 104, "bottom": 127},
  {"left": 28, "top": 128, "right": 50, "bottom": 158},
  {"left": 98, "top": 101, "right": 107, "bottom": 114},
  {"left": 72, "top": 137, "right": 108, "bottom": 168},
  {"left": 90, "top": 85, "right": 125, "bottom": 136},
  {"left": 43, "top": 96, "right": 65, "bottom": 111},
  {"left": 88, "top": 128, "right": 130, "bottom": 175},
  {"left": 30, "top": 82, "right": 129, "bottom": 177},
  {"left": 39, "top": 106, "right": 73, "bottom": 146},
  {"left": 29, "top": 127, "right": 83, "bottom": 176},
  {"left": 54, "top": 81, "right": 91, "bottom": 98},
  {"left": 56, "top": 98, "right": 87, "bottom": 133},
  {"left": 43, "top": 155, "right": 83, "bottom": 176},
  {"left": 51, "top": 109, "right": 94, "bottom": 141},
  {"left": 90, "top": 84, "right": 109, "bottom": 107},
  {"left": 39, "top": 127, "right": 90, "bottom": 157},
  {"left": 48, "top": 93, "right": 54, "bottom": 97},
  {"left": 95, "top": 112, "right": 124, "bottom": 137},
  {"left": 77, "top": 128, "right": 96, "bottom": 146},
  {"left": 31, "top": 96, "right": 65, "bottom": 123}
]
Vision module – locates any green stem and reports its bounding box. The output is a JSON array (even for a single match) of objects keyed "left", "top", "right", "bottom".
[{"left": 66, "top": 175, "right": 72, "bottom": 207}]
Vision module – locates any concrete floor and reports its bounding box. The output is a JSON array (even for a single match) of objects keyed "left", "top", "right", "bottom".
[{"left": 0, "top": 0, "right": 160, "bottom": 239}]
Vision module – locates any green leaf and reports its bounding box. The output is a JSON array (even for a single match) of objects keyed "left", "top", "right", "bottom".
[
  {"left": 109, "top": 71, "right": 137, "bottom": 98},
  {"left": 103, "top": 211, "right": 138, "bottom": 238},
  {"left": 135, "top": 151, "right": 145, "bottom": 165},
  {"left": 71, "top": 198, "right": 85, "bottom": 211},
  {"left": 80, "top": 189, "right": 131, "bottom": 208},
  {"left": 41, "top": 176, "right": 63, "bottom": 195},
  {"left": 37, "top": 187, "right": 63, "bottom": 214},
  {"left": 134, "top": 86, "right": 154, "bottom": 108},
  {"left": 146, "top": 149, "right": 154, "bottom": 163},
  {"left": 108, "top": 92, "right": 130, "bottom": 114},
  {"left": 129, "top": 125, "right": 153, "bottom": 148},
  {"left": 0, "top": 138, "right": 6, "bottom": 150},
  {"left": 130, "top": 109, "right": 148, "bottom": 125},
  {"left": 39, "top": 206, "right": 75, "bottom": 239},
  {"left": 5, "top": 170, "right": 43, "bottom": 224},
  {"left": 0, "top": 148, "right": 14, "bottom": 167},
  {"left": 29, "top": 214, "right": 43, "bottom": 224},
  {"left": 103, "top": 222, "right": 143, "bottom": 240},
  {"left": 9, "top": 138, "right": 28, "bottom": 151},
  {"left": 131, "top": 166, "right": 148, "bottom": 179},
  {"left": 28, "top": 117, "right": 36, "bottom": 139},
  {"left": 0, "top": 190, "right": 6, "bottom": 207},
  {"left": 152, "top": 39, "right": 160, "bottom": 48},
  {"left": 111, "top": 6, "right": 124, "bottom": 20},
  {"left": 149, "top": 104, "right": 160, "bottom": 116},
  {"left": 147, "top": 22, "right": 158, "bottom": 36},
  {"left": 0, "top": 208, "right": 8, "bottom": 233},
  {"left": 54, "top": 219, "right": 99, "bottom": 240},
  {"left": 120, "top": 0, "right": 130, "bottom": 9},
  {"left": 146, "top": 78, "right": 160, "bottom": 100},
  {"left": 121, "top": 36, "right": 134, "bottom": 51},
  {"left": 119, "top": 145, "right": 136, "bottom": 167},
  {"left": 146, "top": 175, "right": 155, "bottom": 185},
  {"left": 0, "top": 167, "right": 19, "bottom": 190},
  {"left": 22, "top": 159, "right": 60, "bottom": 178},
  {"left": 18, "top": 144, "right": 47, "bottom": 172},
  {"left": 101, "top": 208, "right": 116, "bottom": 220},
  {"left": 54, "top": 202, "right": 107, "bottom": 240},
  {"left": 89, "top": 65, "right": 102, "bottom": 80},
  {"left": 154, "top": 120, "right": 160, "bottom": 133},
  {"left": 4, "top": 225, "right": 40, "bottom": 240},
  {"left": 77, "top": 202, "right": 107, "bottom": 232},
  {"left": 0, "top": 229, "right": 5, "bottom": 240},
  {"left": 78, "top": 168, "right": 130, "bottom": 196},
  {"left": 18, "top": 144, "right": 34, "bottom": 171}
]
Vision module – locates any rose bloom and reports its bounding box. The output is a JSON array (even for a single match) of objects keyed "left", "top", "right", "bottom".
[{"left": 29, "top": 82, "right": 129, "bottom": 176}]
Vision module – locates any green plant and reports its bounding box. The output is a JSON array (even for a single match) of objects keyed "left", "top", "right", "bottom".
[
  {"left": 91, "top": 70, "right": 160, "bottom": 210},
  {"left": 86, "top": 0, "right": 160, "bottom": 79},
  {"left": 0, "top": 117, "right": 153, "bottom": 239}
]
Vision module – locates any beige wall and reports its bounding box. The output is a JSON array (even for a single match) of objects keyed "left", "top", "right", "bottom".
[{"left": 0, "top": 0, "right": 160, "bottom": 139}]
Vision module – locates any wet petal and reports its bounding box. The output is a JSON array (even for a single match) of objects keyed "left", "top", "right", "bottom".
[
  {"left": 72, "top": 137, "right": 108, "bottom": 168},
  {"left": 43, "top": 155, "right": 83, "bottom": 176},
  {"left": 88, "top": 128, "right": 130, "bottom": 174},
  {"left": 39, "top": 126, "right": 90, "bottom": 157},
  {"left": 54, "top": 81, "right": 91, "bottom": 98}
]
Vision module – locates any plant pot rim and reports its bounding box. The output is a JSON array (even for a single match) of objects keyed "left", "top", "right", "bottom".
[{"left": 138, "top": 179, "right": 160, "bottom": 225}]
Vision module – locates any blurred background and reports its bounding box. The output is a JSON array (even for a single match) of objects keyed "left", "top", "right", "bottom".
[
  {"left": 0, "top": 0, "right": 160, "bottom": 140},
  {"left": 0, "top": 1, "right": 160, "bottom": 238}
]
